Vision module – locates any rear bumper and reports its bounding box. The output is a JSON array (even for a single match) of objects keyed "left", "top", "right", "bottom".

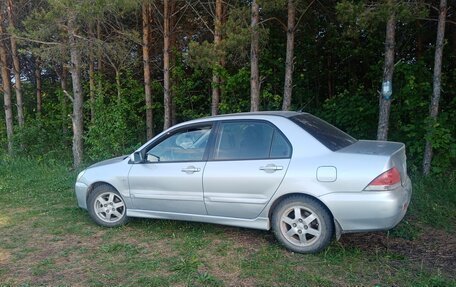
[{"left": 319, "top": 177, "right": 412, "bottom": 232}]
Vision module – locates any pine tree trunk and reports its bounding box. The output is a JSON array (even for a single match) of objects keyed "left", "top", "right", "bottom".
[
  {"left": 250, "top": 0, "right": 260, "bottom": 112},
  {"left": 57, "top": 44, "right": 68, "bottom": 137},
  {"left": 0, "top": 16, "right": 14, "bottom": 155},
  {"left": 115, "top": 69, "right": 121, "bottom": 102},
  {"left": 282, "top": 0, "right": 296, "bottom": 111},
  {"left": 143, "top": 0, "right": 154, "bottom": 139},
  {"left": 211, "top": 0, "right": 223, "bottom": 116},
  {"left": 68, "top": 13, "right": 84, "bottom": 168},
  {"left": 169, "top": 0, "right": 177, "bottom": 126},
  {"left": 376, "top": 1, "right": 396, "bottom": 141},
  {"left": 327, "top": 55, "right": 334, "bottom": 99},
  {"left": 416, "top": 0, "right": 424, "bottom": 60},
  {"left": 35, "top": 61, "right": 42, "bottom": 115},
  {"left": 7, "top": 0, "right": 24, "bottom": 127},
  {"left": 89, "top": 24, "right": 95, "bottom": 123},
  {"left": 416, "top": 20, "right": 423, "bottom": 60},
  {"left": 59, "top": 66, "right": 68, "bottom": 138},
  {"left": 422, "top": 0, "right": 447, "bottom": 176},
  {"left": 163, "top": 0, "right": 171, "bottom": 129},
  {"left": 96, "top": 19, "right": 103, "bottom": 93}
]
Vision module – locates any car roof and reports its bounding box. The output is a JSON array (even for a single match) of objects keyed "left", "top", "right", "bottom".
[
  {"left": 207, "top": 111, "right": 305, "bottom": 119},
  {"left": 169, "top": 111, "right": 308, "bottom": 129}
]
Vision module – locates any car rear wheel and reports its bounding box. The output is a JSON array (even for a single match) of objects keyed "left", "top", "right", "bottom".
[
  {"left": 272, "top": 195, "right": 333, "bottom": 253},
  {"left": 88, "top": 185, "right": 128, "bottom": 227}
]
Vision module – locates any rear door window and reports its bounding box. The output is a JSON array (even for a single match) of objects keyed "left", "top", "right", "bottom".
[{"left": 213, "top": 121, "right": 291, "bottom": 160}]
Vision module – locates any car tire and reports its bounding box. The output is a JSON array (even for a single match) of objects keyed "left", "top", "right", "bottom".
[
  {"left": 272, "top": 195, "right": 334, "bottom": 253},
  {"left": 87, "top": 184, "right": 129, "bottom": 227}
]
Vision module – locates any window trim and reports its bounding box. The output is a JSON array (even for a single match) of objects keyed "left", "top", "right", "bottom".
[{"left": 207, "top": 119, "right": 293, "bottom": 162}]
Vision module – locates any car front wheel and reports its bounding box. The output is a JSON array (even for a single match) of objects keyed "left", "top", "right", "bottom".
[
  {"left": 272, "top": 195, "right": 333, "bottom": 253},
  {"left": 87, "top": 185, "right": 128, "bottom": 227}
]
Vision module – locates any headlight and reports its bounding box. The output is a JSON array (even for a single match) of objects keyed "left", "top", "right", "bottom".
[{"left": 77, "top": 169, "right": 86, "bottom": 181}]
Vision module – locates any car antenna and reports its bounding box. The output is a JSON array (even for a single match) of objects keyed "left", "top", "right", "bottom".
[{"left": 296, "top": 95, "right": 315, "bottom": 112}]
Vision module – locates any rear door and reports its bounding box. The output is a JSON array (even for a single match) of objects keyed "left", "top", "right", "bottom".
[{"left": 203, "top": 120, "right": 292, "bottom": 219}]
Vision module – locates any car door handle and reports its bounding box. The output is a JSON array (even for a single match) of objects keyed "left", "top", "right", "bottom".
[
  {"left": 259, "top": 164, "right": 283, "bottom": 173},
  {"left": 181, "top": 166, "right": 201, "bottom": 174}
]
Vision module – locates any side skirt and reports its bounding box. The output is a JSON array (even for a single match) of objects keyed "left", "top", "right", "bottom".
[{"left": 127, "top": 209, "right": 270, "bottom": 230}]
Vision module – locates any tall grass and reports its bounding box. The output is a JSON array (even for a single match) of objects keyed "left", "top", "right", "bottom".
[{"left": 409, "top": 173, "right": 456, "bottom": 230}]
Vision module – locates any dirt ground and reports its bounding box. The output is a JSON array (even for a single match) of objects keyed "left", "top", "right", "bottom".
[{"left": 339, "top": 227, "right": 456, "bottom": 278}]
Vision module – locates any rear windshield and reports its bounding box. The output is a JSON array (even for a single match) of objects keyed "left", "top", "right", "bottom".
[{"left": 291, "top": 114, "right": 357, "bottom": 151}]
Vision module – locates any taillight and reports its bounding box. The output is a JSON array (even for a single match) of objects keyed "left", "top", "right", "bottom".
[{"left": 364, "top": 167, "right": 401, "bottom": 191}]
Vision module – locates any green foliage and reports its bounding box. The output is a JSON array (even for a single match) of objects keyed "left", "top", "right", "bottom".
[
  {"left": 13, "top": 118, "right": 71, "bottom": 161},
  {"left": 85, "top": 98, "right": 132, "bottom": 161},
  {"left": 172, "top": 60, "right": 211, "bottom": 121},
  {"left": 336, "top": 1, "right": 428, "bottom": 32},
  {"left": 222, "top": 5, "right": 252, "bottom": 66},
  {"left": 0, "top": 118, "right": 6, "bottom": 157},
  {"left": 10, "top": 85, "right": 72, "bottom": 161},
  {"left": 317, "top": 88, "right": 377, "bottom": 139},
  {"left": 389, "top": 61, "right": 456, "bottom": 174},
  {"left": 187, "top": 41, "right": 224, "bottom": 71},
  {"left": 315, "top": 59, "right": 456, "bottom": 175},
  {"left": 219, "top": 67, "right": 251, "bottom": 113},
  {"left": 2, "top": 0, "right": 456, "bottom": 176},
  {"left": 85, "top": 72, "right": 144, "bottom": 162},
  {"left": 422, "top": 114, "right": 456, "bottom": 174}
]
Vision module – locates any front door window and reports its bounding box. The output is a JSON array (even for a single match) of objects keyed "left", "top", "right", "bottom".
[{"left": 147, "top": 126, "right": 211, "bottom": 162}]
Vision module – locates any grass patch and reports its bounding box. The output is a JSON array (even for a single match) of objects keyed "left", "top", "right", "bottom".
[{"left": 0, "top": 157, "right": 455, "bottom": 286}]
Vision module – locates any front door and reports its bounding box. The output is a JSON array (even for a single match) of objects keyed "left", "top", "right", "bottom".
[{"left": 129, "top": 124, "right": 212, "bottom": 215}]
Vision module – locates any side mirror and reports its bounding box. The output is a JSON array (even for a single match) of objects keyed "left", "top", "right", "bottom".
[{"left": 132, "top": 151, "right": 144, "bottom": 163}]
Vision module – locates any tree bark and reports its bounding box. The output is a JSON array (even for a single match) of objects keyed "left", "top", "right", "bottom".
[
  {"left": 35, "top": 60, "right": 42, "bottom": 115},
  {"left": 416, "top": 20, "right": 423, "bottom": 60},
  {"left": 416, "top": 0, "right": 424, "bottom": 60},
  {"left": 282, "top": 0, "right": 296, "bottom": 111},
  {"left": 89, "top": 23, "right": 95, "bottom": 123},
  {"left": 142, "top": 0, "right": 153, "bottom": 139},
  {"left": 170, "top": 0, "right": 177, "bottom": 126},
  {"left": 376, "top": 0, "right": 396, "bottom": 141},
  {"left": 422, "top": 0, "right": 447, "bottom": 176},
  {"left": 68, "top": 12, "right": 84, "bottom": 168},
  {"left": 211, "top": 0, "right": 224, "bottom": 116},
  {"left": 96, "top": 18, "right": 103, "bottom": 95},
  {"left": 327, "top": 55, "right": 333, "bottom": 99},
  {"left": 115, "top": 69, "right": 121, "bottom": 102},
  {"left": 250, "top": 0, "right": 260, "bottom": 112},
  {"left": 0, "top": 14, "right": 14, "bottom": 154},
  {"left": 7, "top": 0, "right": 24, "bottom": 127},
  {"left": 58, "top": 65, "right": 68, "bottom": 138},
  {"left": 163, "top": 0, "right": 171, "bottom": 129}
]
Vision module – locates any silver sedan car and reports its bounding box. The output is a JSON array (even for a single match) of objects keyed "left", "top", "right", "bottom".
[{"left": 75, "top": 111, "right": 412, "bottom": 253}]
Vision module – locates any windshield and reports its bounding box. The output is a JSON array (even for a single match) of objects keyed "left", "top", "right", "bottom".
[{"left": 291, "top": 114, "right": 357, "bottom": 151}]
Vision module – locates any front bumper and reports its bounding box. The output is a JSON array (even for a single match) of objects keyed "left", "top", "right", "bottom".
[
  {"left": 75, "top": 181, "right": 89, "bottom": 210},
  {"left": 320, "top": 176, "right": 412, "bottom": 233}
]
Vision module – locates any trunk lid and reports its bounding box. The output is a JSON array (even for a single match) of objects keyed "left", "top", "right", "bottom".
[{"left": 338, "top": 140, "right": 408, "bottom": 184}]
